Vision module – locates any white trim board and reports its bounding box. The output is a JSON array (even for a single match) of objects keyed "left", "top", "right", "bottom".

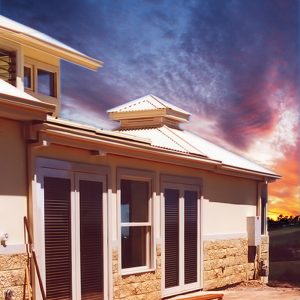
[{"left": 0, "top": 244, "right": 26, "bottom": 254}]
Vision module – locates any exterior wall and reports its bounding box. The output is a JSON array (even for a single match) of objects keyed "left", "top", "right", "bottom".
[
  {"left": 32, "top": 145, "right": 259, "bottom": 242},
  {"left": 203, "top": 236, "right": 270, "bottom": 290},
  {"left": 203, "top": 238, "right": 255, "bottom": 290},
  {"left": 31, "top": 145, "right": 261, "bottom": 297},
  {"left": 0, "top": 118, "right": 27, "bottom": 247},
  {"left": 112, "top": 245, "right": 161, "bottom": 300},
  {"left": 0, "top": 254, "right": 28, "bottom": 300},
  {"left": 203, "top": 173, "right": 257, "bottom": 236},
  {"left": 260, "top": 235, "right": 269, "bottom": 280}
]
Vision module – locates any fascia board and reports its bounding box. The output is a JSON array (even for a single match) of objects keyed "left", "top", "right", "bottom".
[{"left": 0, "top": 29, "right": 103, "bottom": 71}]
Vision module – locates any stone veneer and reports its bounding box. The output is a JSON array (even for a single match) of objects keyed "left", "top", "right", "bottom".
[
  {"left": 203, "top": 237, "right": 269, "bottom": 290},
  {"left": 0, "top": 238, "right": 269, "bottom": 299},
  {"left": 0, "top": 253, "right": 28, "bottom": 300},
  {"left": 112, "top": 245, "right": 161, "bottom": 300},
  {"left": 260, "top": 235, "right": 269, "bottom": 280}
]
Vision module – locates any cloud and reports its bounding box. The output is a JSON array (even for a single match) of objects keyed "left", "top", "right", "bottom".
[{"left": 3, "top": 0, "right": 299, "bottom": 217}]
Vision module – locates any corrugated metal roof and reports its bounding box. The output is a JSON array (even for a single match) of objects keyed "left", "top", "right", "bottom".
[
  {"left": 108, "top": 94, "right": 190, "bottom": 115},
  {"left": 118, "top": 125, "right": 278, "bottom": 176},
  {"left": 46, "top": 116, "right": 151, "bottom": 144}
]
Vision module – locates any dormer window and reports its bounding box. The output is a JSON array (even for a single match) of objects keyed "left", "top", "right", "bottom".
[
  {"left": 37, "top": 69, "right": 56, "bottom": 97},
  {"left": 24, "top": 58, "right": 58, "bottom": 99}
]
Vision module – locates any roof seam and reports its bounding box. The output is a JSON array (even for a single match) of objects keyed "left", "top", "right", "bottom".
[
  {"left": 157, "top": 127, "right": 190, "bottom": 153},
  {"left": 165, "top": 127, "right": 207, "bottom": 157}
]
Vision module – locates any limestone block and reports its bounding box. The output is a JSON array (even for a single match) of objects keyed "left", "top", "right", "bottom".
[
  {"left": 0, "top": 285, "right": 27, "bottom": 300},
  {"left": 121, "top": 275, "right": 137, "bottom": 285},
  {"left": 113, "top": 274, "right": 122, "bottom": 286},
  {"left": 0, "top": 270, "right": 25, "bottom": 288},
  {"left": 0, "top": 254, "right": 27, "bottom": 271},
  {"left": 112, "top": 259, "right": 119, "bottom": 274},
  {"left": 112, "top": 249, "right": 119, "bottom": 260},
  {"left": 260, "top": 243, "right": 269, "bottom": 253},
  {"left": 155, "top": 269, "right": 161, "bottom": 279},
  {"left": 261, "top": 235, "right": 269, "bottom": 244}
]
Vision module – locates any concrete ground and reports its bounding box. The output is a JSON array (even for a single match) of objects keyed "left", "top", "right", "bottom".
[
  {"left": 168, "top": 282, "right": 300, "bottom": 300},
  {"left": 223, "top": 285, "right": 300, "bottom": 300}
]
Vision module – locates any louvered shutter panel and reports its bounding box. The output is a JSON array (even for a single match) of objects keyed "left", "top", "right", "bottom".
[
  {"left": 44, "top": 177, "right": 72, "bottom": 300},
  {"left": 80, "top": 180, "right": 104, "bottom": 300},
  {"left": 164, "top": 188, "right": 179, "bottom": 288},
  {"left": 184, "top": 190, "right": 198, "bottom": 284}
]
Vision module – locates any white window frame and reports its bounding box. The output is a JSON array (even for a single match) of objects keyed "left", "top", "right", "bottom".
[
  {"left": 33, "top": 158, "right": 109, "bottom": 300},
  {"left": 24, "top": 64, "right": 34, "bottom": 91},
  {"left": 24, "top": 57, "right": 59, "bottom": 102},
  {"left": 117, "top": 168, "right": 155, "bottom": 275},
  {"left": 259, "top": 182, "right": 268, "bottom": 236},
  {"left": 161, "top": 175, "right": 202, "bottom": 298}
]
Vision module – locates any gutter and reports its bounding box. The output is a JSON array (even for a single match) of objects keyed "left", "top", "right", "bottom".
[{"left": 0, "top": 93, "right": 55, "bottom": 114}]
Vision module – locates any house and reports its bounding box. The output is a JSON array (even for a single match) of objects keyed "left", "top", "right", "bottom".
[{"left": 0, "top": 16, "right": 280, "bottom": 300}]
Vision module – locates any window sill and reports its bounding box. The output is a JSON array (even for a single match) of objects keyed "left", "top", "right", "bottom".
[{"left": 121, "top": 267, "right": 156, "bottom": 276}]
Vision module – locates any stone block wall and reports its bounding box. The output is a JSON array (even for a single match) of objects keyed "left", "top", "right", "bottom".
[
  {"left": 112, "top": 245, "right": 161, "bottom": 300},
  {"left": 0, "top": 253, "right": 28, "bottom": 300},
  {"left": 203, "top": 238, "right": 256, "bottom": 290},
  {"left": 260, "top": 235, "right": 269, "bottom": 264}
]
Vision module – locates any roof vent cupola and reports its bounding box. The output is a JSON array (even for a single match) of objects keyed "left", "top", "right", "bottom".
[{"left": 108, "top": 94, "right": 190, "bottom": 130}]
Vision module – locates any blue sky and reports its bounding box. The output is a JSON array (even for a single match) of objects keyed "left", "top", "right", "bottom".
[{"left": 2, "top": 0, "right": 299, "bottom": 217}]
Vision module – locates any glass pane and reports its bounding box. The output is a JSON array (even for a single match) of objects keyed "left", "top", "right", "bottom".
[
  {"left": 184, "top": 190, "right": 198, "bottom": 284},
  {"left": 164, "top": 188, "right": 180, "bottom": 288},
  {"left": 24, "top": 66, "right": 32, "bottom": 88},
  {"left": 121, "top": 226, "right": 148, "bottom": 268},
  {"left": 121, "top": 180, "right": 149, "bottom": 223},
  {"left": 38, "top": 69, "right": 55, "bottom": 96},
  {"left": 80, "top": 180, "right": 104, "bottom": 300}
]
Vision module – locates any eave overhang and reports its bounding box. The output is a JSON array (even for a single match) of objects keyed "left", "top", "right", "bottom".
[
  {"left": 0, "top": 93, "right": 55, "bottom": 121},
  {"left": 29, "top": 119, "right": 280, "bottom": 181},
  {"left": 0, "top": 28, "right": 103, "bottom": 71}
]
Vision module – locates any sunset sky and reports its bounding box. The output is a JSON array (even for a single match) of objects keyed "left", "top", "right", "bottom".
[{"left": 2, "top": 0, "right": 299, "bottom": 219}]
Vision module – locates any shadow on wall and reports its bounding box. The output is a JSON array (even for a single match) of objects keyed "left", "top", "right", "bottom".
[{"left": 204, "top": 172, "right": 257, "bottom": 205}]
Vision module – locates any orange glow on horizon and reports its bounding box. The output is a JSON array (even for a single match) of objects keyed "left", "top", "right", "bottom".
[{"left": 268, "top": 140, "right": 300, "bottom": 220}]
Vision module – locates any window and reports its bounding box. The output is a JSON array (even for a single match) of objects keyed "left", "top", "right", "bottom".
[
  {"left": 37, "top": 69, "right": 56, "bottom": 97},
  {"left": 24, "top": 66, "right": 33, "bottom": 90},
  {"left": 35, "top": 159, "right": 109, "bottom": 299},
  {"left": 0, "top": 49, "right": 16, "bottom": 86},
  {"left": 120, "top": 177, "right": 152, "bottom": 272}
]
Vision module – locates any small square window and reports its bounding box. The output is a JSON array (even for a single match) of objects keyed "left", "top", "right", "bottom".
[
  {"left": 24, "top": 66, "right": 33, "bottom": 89},
  {"left": 38, "top": 69, "right": 56, "bottom": 97}
]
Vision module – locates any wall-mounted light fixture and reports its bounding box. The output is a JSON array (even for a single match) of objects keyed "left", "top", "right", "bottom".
[{"left": 0, "top": 233, "right": 9, "bottom": 247}]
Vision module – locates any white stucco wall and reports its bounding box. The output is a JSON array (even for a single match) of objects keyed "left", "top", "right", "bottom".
[{"left": 0, "top": 118, "right": 27, "bottom": 246}]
